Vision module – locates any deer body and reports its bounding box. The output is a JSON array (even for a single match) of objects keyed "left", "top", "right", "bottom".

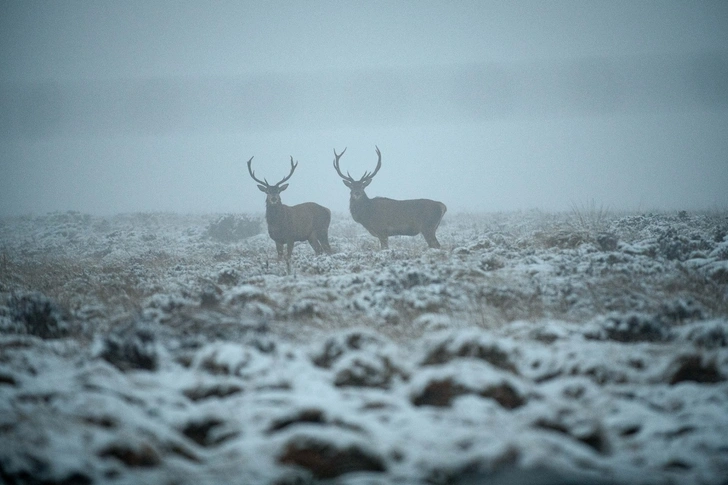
[
  {"left": 265, "top": 200, "right": 331, "bottom": 258},
  {"left": 248, "top": 156, "right": 331, "bottom": 259},
  {"left": 334, "top": 147, "right": 446, "bottom": 249},
  {"left": 350, "top": 195, "right": 446, "bottom": 249}
]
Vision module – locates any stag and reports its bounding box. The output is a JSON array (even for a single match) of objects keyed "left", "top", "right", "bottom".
[
  {"left": 333, "top": 146, "right": 446, "bottom": 249},
  {"left": 247, "top": 156, "right": 331, "bottom": 259}
]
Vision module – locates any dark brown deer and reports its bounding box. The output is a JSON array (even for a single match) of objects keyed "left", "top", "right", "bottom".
[
  {"left": 247, "top": 156, "right": 331, "bottom": 259},
  {"left": 333, "top": 146, "right": 446, "bottom": 249}
]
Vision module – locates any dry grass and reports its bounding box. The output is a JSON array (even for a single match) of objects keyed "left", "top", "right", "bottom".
[
  {"left": 568, "top": 199, "right": 612, "bottom": 235},
  {"left": 1, "top": 210, "right": 727, "bottom": 346}
]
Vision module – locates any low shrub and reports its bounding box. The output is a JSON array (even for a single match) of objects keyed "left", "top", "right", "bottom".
[{"left": 205, "top": 214, "right": 261, "bottom": 242}]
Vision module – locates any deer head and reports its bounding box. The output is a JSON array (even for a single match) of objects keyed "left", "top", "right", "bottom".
[
  {"left": 247, "top": 156, "right": 298, "bottom": 205},
  {"left": 332, "top": 146, "right": 382, "bottom": 201}
]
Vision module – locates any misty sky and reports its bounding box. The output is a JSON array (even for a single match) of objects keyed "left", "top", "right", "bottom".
[{"left": 1, "top": 1, "right": 727, "bottom": 216}]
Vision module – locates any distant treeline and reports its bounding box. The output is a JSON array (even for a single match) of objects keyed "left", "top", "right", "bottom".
[{"left": 1, "top": 51, "right": 726, "bottom": 137}]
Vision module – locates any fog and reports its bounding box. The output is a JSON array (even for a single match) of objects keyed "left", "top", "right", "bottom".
[{"left": 1, "top": 1, "right": 727, "bottom": 216}]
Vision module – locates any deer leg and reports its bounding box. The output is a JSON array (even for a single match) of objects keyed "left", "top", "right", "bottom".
[
  {"left": 318, "top": 231, "right": 332, "bottom": 254},
  {"left": 308, "top": 235, "right": 323, "bottom": 255},
  {"left": 422, "top": 229, "right": 441, "bottom": 249},
  {"left": 378, "top": 236, "right": 389, "bottom": 250},
  {"left": 286, "top": 241, "right": 295, "bottom": 260},
  {"left": 275, "top": 242, "right": 284, "bottom": 259},
  {"left": 423, "top": 232, "right": 441, "bottom": 249},
  {"left": 424, "top": 204, "right": 446, "bottom": 248}
]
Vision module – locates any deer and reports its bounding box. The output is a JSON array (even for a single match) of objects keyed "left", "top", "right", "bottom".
[
  {"left": 247, "top": 156, "right": 332, "bottom": 259},
  {"left": 333, "top": 146, "right": 447, "bottom": 249}
]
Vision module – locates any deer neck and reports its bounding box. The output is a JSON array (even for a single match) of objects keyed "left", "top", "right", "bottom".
[
  {"left": 265, "top": 202, "right": 290, "bottom": 240},
  {"left": 349, "top": 192, "right": 371, "bottom": 223},
  {"left": 266, "top": 201, "right": 287, "bottom": 224}
]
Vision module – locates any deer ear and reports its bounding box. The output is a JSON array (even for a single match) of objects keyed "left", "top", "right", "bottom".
[
  {"left": 362, "top": 179, "right": 372, "bottom": 188},
  {"left": 343, "top": 180, "right": 353, "bottom": 188},
  {"left": 279, "top": 183, "right": 289, "bottom": 192},
  {"left": 257, "top": 185, "right": 267, "bottom": 192}
]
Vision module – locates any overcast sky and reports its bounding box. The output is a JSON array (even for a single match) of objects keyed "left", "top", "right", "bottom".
[{"left": 1, "top": 1, "right": 727, "bottom": 216}]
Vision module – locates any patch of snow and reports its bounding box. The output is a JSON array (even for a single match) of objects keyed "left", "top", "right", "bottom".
[{"left": 1, "top": 210, "right": 727, "bottom": 483}]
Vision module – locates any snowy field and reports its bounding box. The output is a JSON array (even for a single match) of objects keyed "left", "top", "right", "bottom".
[{"left": 1, "top": 208, "right": 727, "bottom": 484}]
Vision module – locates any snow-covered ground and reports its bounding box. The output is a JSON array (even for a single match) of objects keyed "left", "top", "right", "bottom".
[{"left": 1, "top": 209, "right": 727, "bottom": 484}]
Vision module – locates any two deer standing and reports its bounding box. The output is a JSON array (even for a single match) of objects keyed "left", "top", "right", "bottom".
[{"left": 247, "top": 147, "right": 447, "bottom": 259}]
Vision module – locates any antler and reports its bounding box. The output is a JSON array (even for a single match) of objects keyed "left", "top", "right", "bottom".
[
  {"left": 275, "top": 156, "right": 298, "bottom": 186},
  {"left": 360, "top": 146, "right": 382, "bottom": 183},
  {"left": 247, "top": 156, "right": 270, "bottom": 186},
  {"left": 333, "top": 146, "right": 383, "bottom": 183},
  {"left": 247, "top": 156, "right": 298, "bottom": 187},
  {"left": 333, "top": 147, "right": 355, "bottom": 182}
]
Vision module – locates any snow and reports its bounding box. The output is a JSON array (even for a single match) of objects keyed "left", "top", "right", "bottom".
[{"left": 1, "top": 209, "right": 727, "bottom": 484}]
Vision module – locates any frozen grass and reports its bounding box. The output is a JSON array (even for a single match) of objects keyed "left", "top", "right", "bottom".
[
  {"left": 1, "top": 209, "right": 727, "bottom": 484},
  {"left": 2, "top": 210, "right": 727, "bottom": 339},
  {"left": 567, "top": 199, "right": 612, "bottom": 236}
]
